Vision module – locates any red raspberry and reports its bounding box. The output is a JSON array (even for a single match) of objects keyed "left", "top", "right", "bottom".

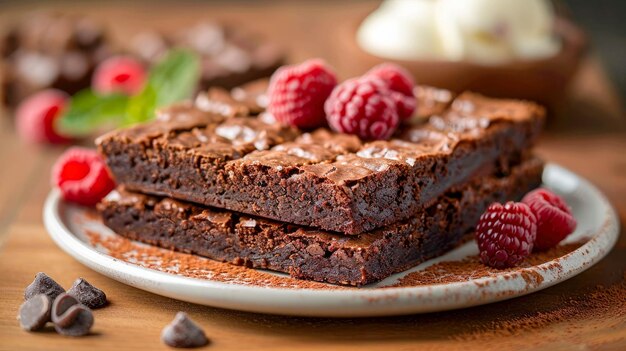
[
  {"left": 365, "top": 63, "right": 416, "bottom": 120},
  {"left": 16, "top": 90, "right": 71, "bottom": 144},
  {"left": 475, "top": 202, "right": 537, "bottom": 269},
  {"left": 325, "top": 76, "right": 399, "bottom": 140},
  {"left": 52, "top": 147, "right": 116, "bottom": 206},
  {"left": 92, "top": 56, "right": 147, "bottom": 96},
  {"left": 522, "top": 188, "right": 577, "bottom": 251},
  {"left": 267, "top": 59, "right": 337, "bottom": 129}
]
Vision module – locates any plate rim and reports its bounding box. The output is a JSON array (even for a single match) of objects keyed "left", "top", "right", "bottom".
[{"left": 43, "top": 163, "right": 620, "bottom": 316}]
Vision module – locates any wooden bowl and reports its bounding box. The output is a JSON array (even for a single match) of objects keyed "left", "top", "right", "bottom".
[{"left": 335, "top": 17, "right": 588, "bottom": 106}]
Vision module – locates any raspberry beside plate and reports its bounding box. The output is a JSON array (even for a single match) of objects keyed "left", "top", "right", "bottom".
[{"left": 52, "top": 148, "right": 115, "bottom": 206}]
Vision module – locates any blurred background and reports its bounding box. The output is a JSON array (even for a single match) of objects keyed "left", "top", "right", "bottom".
[
  {"left": 566, "top": 0, "right": 625, "bottom": 98},
  {"left": 0, "top": 0, "right": 624, "bottom": 137}
]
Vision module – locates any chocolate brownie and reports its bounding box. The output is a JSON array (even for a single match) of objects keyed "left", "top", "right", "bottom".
[
  {"left": 1, "top": 13, "right": 113, "bottom": 107},
  {"left": 98, "top": 157, "right": 544, "bottom": 286},
  {"left": 127, "top": 22, "right": 284, "bottom": 91},
  {"left": 97, "top": 83, "right": 544, "bottom": 235}
]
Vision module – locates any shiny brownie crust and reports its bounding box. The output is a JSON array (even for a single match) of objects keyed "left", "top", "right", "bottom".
[
  {"left": 98, "top": 157, "right": 544, "bottom": 286},
  {"left": 97, "top": 85, "right": 544, "bottom": 235}
]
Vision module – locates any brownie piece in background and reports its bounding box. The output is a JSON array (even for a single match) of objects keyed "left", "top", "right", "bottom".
[
  {"left": 127, "top": 21, "right": 285, "bottom": 91},
  {"left": 1, "top": 15, "right": 285, "bottom": 109},
  {"left": 1, "top": 12, "right": 113, "bottom": 108}
]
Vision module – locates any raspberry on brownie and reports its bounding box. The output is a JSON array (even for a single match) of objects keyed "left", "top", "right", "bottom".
[
  {"left": 325, "top": 76, "right": 399, "bottom": 140},
  {"left": 365, "top": 63, "right": 417, "bottom": 120},
  {"left": 267, "top": 59, "right": 337, "bottom": 129},
  {"left": 366, "top": 63, "right": 415, "bottom": 96}
]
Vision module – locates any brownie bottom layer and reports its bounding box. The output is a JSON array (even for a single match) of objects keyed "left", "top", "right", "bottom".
[{"left": 98, "top": 157, "right": 543, "bottom": 286}]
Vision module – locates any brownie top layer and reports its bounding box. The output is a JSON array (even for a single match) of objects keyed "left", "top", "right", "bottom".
[{"left": 97, "top": 81, "right": 544, "bottom": 187}]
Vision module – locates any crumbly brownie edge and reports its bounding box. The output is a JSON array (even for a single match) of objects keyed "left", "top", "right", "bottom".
[{"left": 98, "top": 158, "right": 544, "bottom": 286}]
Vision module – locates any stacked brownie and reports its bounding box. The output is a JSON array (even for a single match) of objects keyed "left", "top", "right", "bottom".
[{"left": 96, "top": 80, "right": 545, "bottom": 286}]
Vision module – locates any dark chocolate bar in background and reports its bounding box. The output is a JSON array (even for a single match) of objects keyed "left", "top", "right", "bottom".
[
  {"left": 99, "top": 157, "right": 544, "bottom": 286},
  {"left": 97, "top": 83, "right": 544, "bottom": 235}
]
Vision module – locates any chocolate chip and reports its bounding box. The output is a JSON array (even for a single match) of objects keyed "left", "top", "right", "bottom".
[
  {"left": 67, "top": 278, "right": 107, "bottom": 309},
  {"left": 51, "top": 293, "right": 94, "bottom": 337},
  {"left": 161, "top": 312, "right": 209, "bottom": 348},
  {"left": 17, "top": 294, "right": 51, "bottom": 331},
  {"left": 52, "top": 293, "right": 80, "bottom": 327},
  {"left": 24, "top": 272, "right": 65, "bottom": 301},
  {"left": 55, "top": 305, "right": 94, "bottom": 337}
]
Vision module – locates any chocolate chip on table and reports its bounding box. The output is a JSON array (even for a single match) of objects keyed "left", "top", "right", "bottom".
[
  {"left": 24, "top": 272, "right": 65, "bottom": 301},
  {"left": 51, "top": 293, "right": 94, "bottom": 337},
  {"left": 161, "top": 312, "right": 209, "bottom": 348},
  {"left": 52, "top": 294, "right": 80, "bottom": 327},
  {"left": 18, "top": 294, "right": 52, "bottom": 331},
  {"left": 67, "top": 278, "right": 107, "bottom": 309}
]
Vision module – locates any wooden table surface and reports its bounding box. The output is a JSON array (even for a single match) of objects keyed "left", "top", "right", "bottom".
[{"left": 0, "top": 2, "right": 625, "bottom": 350}]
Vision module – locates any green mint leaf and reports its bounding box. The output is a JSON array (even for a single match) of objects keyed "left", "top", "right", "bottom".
[
  {"left": 124, "top": 84, "right": 157, "bottom": 126},
  {"left": 148, "top": 49, "right": 200, "bottom": 106},
  {"left": 120, "top": 49, "right": 200, "bottom": 126},
  {"left": 58, "top": 49, "right": 200, "bottom": 136},
  {"left": 57, "top": 90, "right": 128, "bottom": 136}
]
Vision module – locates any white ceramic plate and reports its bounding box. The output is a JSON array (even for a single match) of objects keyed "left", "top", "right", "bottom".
[{"left": 43, "top": 164, "right": 619, "bottom": 317}]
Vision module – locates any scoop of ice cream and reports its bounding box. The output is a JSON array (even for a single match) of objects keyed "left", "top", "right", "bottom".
[
  {"left": 357, "top": 0, "right": 444, "bottom": 60},
  {"left": 436, "top": 0, "right": 560, "bottom": 64},
  {"left": 357, "top": 0, "right": 560, "bottom": 64}
]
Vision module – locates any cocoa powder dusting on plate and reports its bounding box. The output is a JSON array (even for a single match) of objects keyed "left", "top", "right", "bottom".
[
  {"left": 82, "top": 208, "right": 102, "bottom": 222},
  {"left": 86, "top": 228, "right": 590, "bottom": 291},
  {"left": 389, "top": 241, "right": 588, "bottom": 288},
  {"left": 85, "top": 229, "right": 625, "bottom": 350}
]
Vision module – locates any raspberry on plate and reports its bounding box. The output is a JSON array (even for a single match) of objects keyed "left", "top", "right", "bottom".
[
  {"left": 325, "top": 76, "right": 399, "bottom": 140},
  {"left": 16, "top": 89, "right": 71, "bottom": 144},
  {"left": 522, "top": 188, "right": 577, "bottom": 251},
  {"left": 52, "top": 147, "right": 115, "bottom": 206},
  {"left": 365, "top": 63, "right": 416, "bottom": 120},
  {"left": 92, "top": 56, "right": 147, "bottom": 96},
  {"left": 267, "top": 59, "right": 337, "bottom": 129},
  {"left": 475, "top": 201, "right": 537, "bottom": 269}
]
